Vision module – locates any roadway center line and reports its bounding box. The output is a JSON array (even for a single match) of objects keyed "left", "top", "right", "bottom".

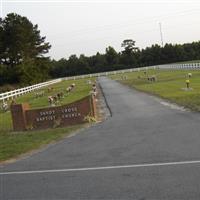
[{"left": 1, "top": 160, "right": 200, "bottom": 176}]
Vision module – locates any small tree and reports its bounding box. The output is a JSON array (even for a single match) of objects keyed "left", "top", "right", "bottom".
[
  {"left": 121, "top": 39, "right": 139, "bottom": 66},
  {"left": 121, "top": 39, "right": 138, "bottom": 54}
]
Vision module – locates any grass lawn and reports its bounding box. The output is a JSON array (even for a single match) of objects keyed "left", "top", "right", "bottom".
[
  {"left": 0, "top": 78, "right": 95, "bottom": 162},
  {"left": 110, "top": 69, "right": 200, "bottom": 111},
  {"left": 0, "top": 125, "right": 84, "bottom": 162},
  {"left": 15, "top": 78, "right": 95, "bottom": 109}
]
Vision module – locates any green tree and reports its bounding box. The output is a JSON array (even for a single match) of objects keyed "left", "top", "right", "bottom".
[
  {"left": 78, "top": 54, "right": 91, "bottom": 73},
  {"left": 0, "top": 13, "right": 51, "bottom": 85},
  {"left": 121, "top": 39, "right": 138, "bottom": 54},
  {"left": 49, "top": 58, "right": 68, "bottom": 78},
  {"left": 16, "top": 58, "right": 38, "bottom": 85},
  {"left": 105, "top": 46, "right": 118, "bottom": 65},
  {"left": 120, "top": 40, "right": 139, "bottom": 66},
  {"left": 1, "top": 13, "right": 51, "bottom": 67}
]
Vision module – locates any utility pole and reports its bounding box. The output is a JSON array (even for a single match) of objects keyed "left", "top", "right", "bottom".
[
  {"left": 0, "top": 0, "right": 2, "bottom": 18},
  {"left": 159, "top": 22, "right": 164, "bottom": 47}
]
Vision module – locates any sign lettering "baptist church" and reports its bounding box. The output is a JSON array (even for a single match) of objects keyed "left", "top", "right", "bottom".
[{"left": 11, "top": 96, "right": 96, "bottom": 131}]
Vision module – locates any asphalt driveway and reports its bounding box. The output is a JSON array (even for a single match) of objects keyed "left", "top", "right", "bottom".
[{"left": 1, "top": 77, "right": 200, "bottom": 199}]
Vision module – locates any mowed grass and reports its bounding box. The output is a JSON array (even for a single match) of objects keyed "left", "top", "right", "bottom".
[
  {"left": 0, "top": 78, "right": 95, "bottom": 131},
  {"left": 110, "top": 69, "right": 200, "bottom": 111},
  {"left": 0, "top": 78, "right": 95, "bottom": 162},
  {"left": 15, "top": 78, "right": 94, "bottom": 109},
  {"left": 0, "top": 125, "right": 83, "bottom": 162}
]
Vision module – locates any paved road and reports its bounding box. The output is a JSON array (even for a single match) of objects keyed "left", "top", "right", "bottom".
[{"left": 1, "top": 77, "right": 200, "bottom": 200}]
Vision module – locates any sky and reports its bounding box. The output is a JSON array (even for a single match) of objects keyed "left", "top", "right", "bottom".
[{"left": 1, "top": 0, "right": 200, "bottom": 60}]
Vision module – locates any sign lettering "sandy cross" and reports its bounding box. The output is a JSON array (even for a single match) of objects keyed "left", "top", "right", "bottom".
[{"left": 10, "top": 95, "right": 96, "bottom": 131}]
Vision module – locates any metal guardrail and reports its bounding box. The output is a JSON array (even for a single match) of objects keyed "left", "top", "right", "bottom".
[{"left": 1, "top": 62, "right": 199, "bottom": 102}]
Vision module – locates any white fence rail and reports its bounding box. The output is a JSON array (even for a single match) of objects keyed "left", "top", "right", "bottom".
[
  {"left": 63, "top": 62, "right": 200, "bottom": 80},
  {"left": 156, "top": 63, "right": 200, "bottom": 70},
  {"left": 1, "top": 62, "right": 200, "bottom": 102},
  {"left": 0, "top": 79, "right": 61, "bottom": 102}
]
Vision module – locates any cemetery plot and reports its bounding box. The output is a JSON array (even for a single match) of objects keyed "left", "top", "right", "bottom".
[
  {"left": 110, "top": 69, "right": 200, "bottom": 111},
  {"left": 0, "top": 78, "right": 96, "bottom": 130},
  {"left": 0, "top": 77, "right": 97, "bottom": 162}
]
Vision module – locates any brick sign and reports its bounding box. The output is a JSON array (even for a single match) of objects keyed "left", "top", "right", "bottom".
[{"left": 10, "top": 95, "right": 96, "bottom": 131}]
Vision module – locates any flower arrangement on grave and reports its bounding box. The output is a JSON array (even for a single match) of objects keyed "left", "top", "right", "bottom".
[
  {"left": 84, "top": 114, "right": 96, "bottom": 123},
  {"left": 26, "top": 123, "right": 34, "bottom": 131},
  {"left": 53, "top": 118, "right": 62, "bottom": 128}
]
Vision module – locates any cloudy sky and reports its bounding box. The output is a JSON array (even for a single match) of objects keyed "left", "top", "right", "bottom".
[{"left": 1, "top": 0, "right": 200, "bottom": 60}]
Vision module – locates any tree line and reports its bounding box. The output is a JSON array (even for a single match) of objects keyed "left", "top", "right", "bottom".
[
  {"left": 1, "top": 13, "right": 200, "bottom": 88},
  {"left": 50, "top": 40, "right": 200, "bottom": 78}
]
